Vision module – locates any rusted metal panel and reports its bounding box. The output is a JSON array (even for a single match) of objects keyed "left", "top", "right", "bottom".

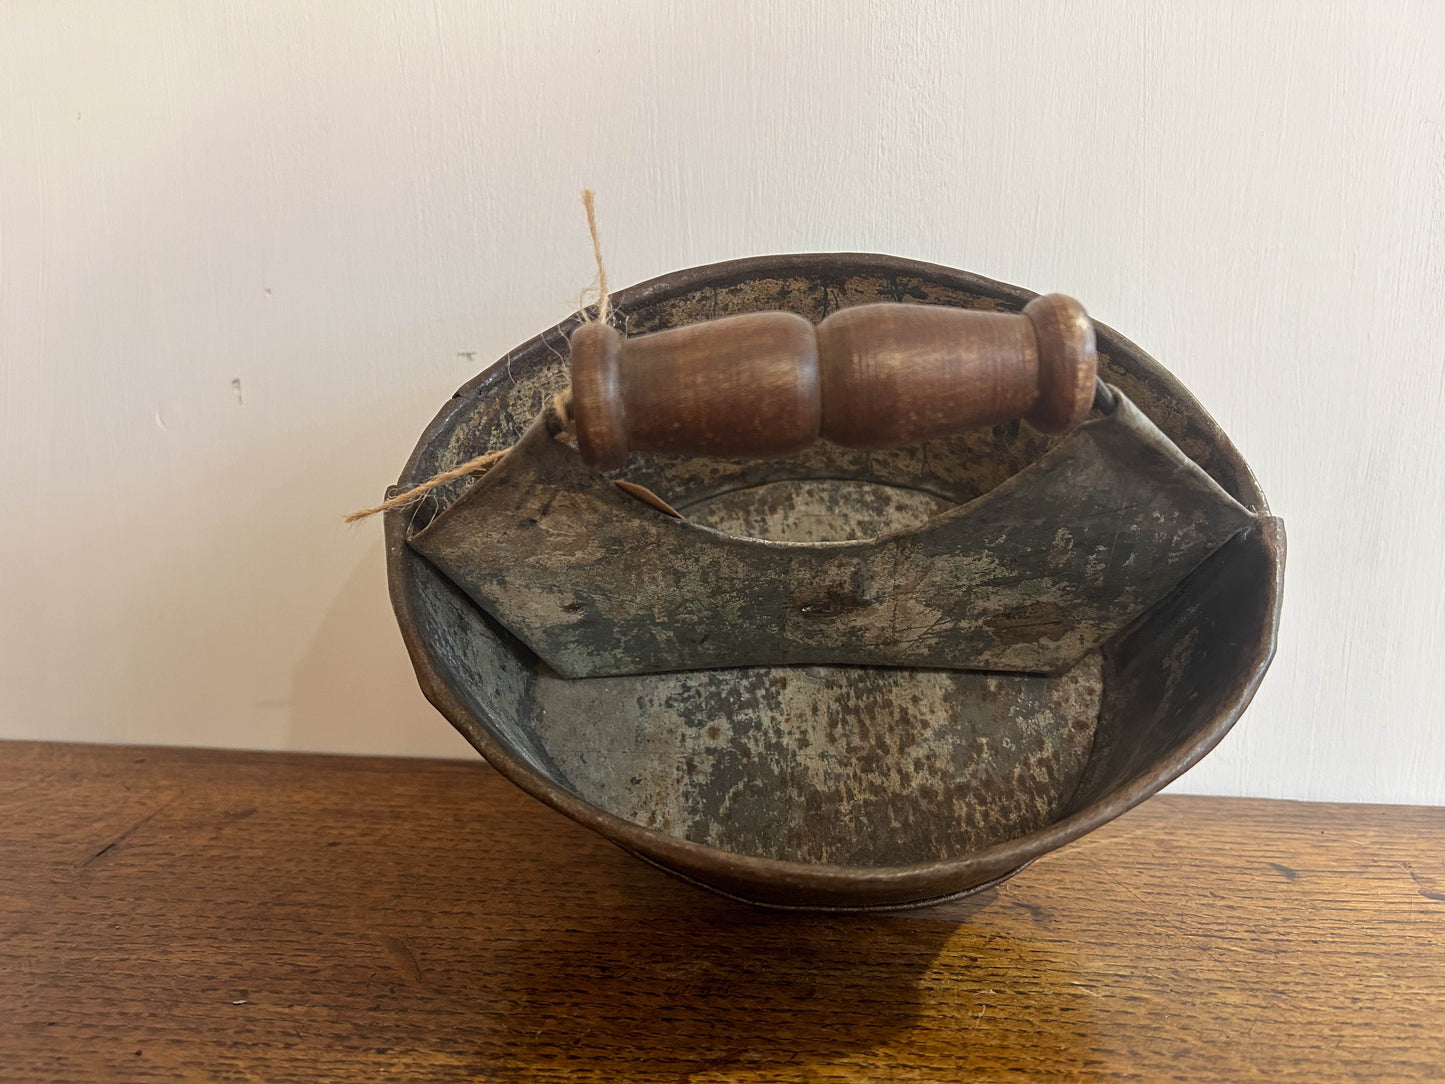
[{"left": 411, "top": 390, "right": 1252, "bottom": 679}]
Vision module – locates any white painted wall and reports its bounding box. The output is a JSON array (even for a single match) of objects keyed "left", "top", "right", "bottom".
[{"left": 2, "top": 1, "right": 1442, "bottom": 803}]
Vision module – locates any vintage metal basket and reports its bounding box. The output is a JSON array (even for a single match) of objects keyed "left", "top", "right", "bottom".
[{"left": 384, "top": 254, "right": 1284, "bottom": 910}]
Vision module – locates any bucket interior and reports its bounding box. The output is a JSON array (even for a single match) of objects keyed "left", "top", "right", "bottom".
[
  {"left": 392, "top": 257, "right": 1275, "bottom": 885},
  {"left": 527, "top": 652, "right": 1103, "bottom": 867},
  {"left": 523, "top": 432, "right": 1103, "bottom": 868}
]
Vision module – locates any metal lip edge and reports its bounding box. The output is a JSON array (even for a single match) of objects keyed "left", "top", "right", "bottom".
[
  {"left": 627, "top": 851, "right": 1039, "bottom": 913},
  {"left": 396, "top": 252, "right": 1035, "bottom": 488},
  {"left": 393, "top": 252, "right": 1266, "bottom": 517}
]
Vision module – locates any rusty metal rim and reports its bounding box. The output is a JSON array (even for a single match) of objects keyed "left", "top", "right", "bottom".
[
  {"left": 403, "top": 253, "right": 1269, "bottom": 516},
  {"left": 626, "top": 851, "right": 1040, "bottom": 913},
  {"left": 386, "top": 252, "right": 1282, "bottom": 904}
]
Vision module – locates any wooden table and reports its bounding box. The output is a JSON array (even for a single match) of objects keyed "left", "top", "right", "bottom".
[{"left": 1, "top": 741, "right": 1442, "bottom": 1081}]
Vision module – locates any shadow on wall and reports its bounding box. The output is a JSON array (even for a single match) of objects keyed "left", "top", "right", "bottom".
[
  {"left": 87, "top": 384, "right": 478, "bottom": 759},
  {"left": 289, "top": 539, "right": 474, "bottom": 758}
]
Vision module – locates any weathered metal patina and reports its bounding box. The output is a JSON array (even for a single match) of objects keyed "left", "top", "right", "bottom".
[
  {"left": 411, "top": 391, "right": 1252, "bottom": 678},
  {"left": 383, "top": 254, "right": 1284, "bottom": 910}
]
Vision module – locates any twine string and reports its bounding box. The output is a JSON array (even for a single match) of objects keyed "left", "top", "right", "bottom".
[
  {"left": 342, "top": 388, "right": 575, "bottom": 524},
  {"left": 580, "top": 188, "right": 610, "bottom": 326},
  {"left": 345, "top": 190, "right": 607, "bottom": 524}
]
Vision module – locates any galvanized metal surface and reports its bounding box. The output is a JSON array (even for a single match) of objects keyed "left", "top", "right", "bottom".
[
  {"left": 530, "top": 653, "right": 1102, "bottom": 867},
  {"left": 384, "top": 253, "right": 1285, "bottom": 910},
  {"left": 684, "top": 478, "right": 952, "bottom": 542},
  {"left": 412, "top": 389, "right": 1252, "bottom": 679}
]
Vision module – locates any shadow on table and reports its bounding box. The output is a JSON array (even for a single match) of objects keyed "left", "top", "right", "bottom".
[
  {"left": 69, "top": 731, "right": 1100, "bottom": 1078},
  {"left": 412, "top": 865, "right": 1096, "bottom": 1081}
]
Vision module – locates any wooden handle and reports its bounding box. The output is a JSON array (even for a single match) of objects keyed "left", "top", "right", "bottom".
[{"left": 570, "top": 295, "right": 1097, "bottom": 471}]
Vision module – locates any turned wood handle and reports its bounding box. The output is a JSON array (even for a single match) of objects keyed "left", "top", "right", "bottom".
[{"left": 570, "top": 295, "right": 1097, "bottom": 471}]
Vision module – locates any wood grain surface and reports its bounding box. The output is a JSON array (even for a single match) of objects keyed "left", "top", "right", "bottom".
[
  {"left": 570, "top": 295, "right": 1096, "bottom": 470},
  {"left": 1, "top": 740, "right": 1442, "bottom": 1082}
]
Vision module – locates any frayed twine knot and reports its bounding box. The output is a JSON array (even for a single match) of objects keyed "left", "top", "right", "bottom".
[
  {"left": 345, "top": 190, "right": 607, "bottom": 524},
  {"left": 342, "top": 388, "right": 574, "bottom": 524}
]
